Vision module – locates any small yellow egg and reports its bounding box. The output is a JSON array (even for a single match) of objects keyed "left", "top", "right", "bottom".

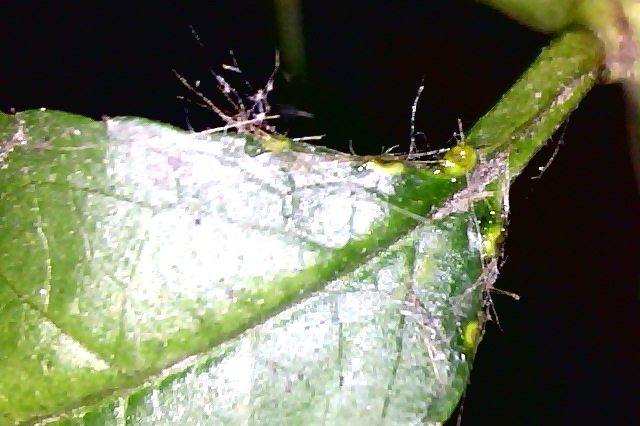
[
  {"left": 366, "top": 157, "right": 405, "bottom": 175},
  {"left": 462, "top": 319, "right": 481, "bottom": 350},
  {"left": 481, "top": 224, "right": 503, "bottom": 258},
  {"left": 261, "top": 134, "right": 291, "bottom": 153},
  {"left": 440, "top": 144, "right": 477, "bottom": 177}
]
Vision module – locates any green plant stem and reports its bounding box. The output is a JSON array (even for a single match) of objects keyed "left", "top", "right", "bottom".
[
  {"left": 273, "top": 0, "right": 307, "bottom": 80},
  {"left": 465, "top": 31, "right": 603, "bottom": 177}
]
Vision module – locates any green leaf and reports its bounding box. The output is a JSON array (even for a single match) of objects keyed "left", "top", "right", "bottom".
[
  {"left": 475, "top": 0, "right": 637, "bottom": 83},
  {"left": 0, "top": 31, "right": 601, "bottom": 425},
  {"left": 474, "top": 0, "right": 583, "bottom": 33}
]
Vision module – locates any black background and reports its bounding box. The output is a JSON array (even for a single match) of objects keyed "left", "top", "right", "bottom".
[{"left": 2, "top": 1, "right": 639, "bottom": 425}]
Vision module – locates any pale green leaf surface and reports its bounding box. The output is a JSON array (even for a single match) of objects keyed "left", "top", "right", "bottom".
[{"left": 0, "top": 111, "right": 479, "bottom": 425}]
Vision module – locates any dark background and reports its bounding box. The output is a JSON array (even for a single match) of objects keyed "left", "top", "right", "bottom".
[{"left": 2, "top": 1, "right": 638, "bottom": 425}]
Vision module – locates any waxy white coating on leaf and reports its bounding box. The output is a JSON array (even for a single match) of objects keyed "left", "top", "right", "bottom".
[{"left": 0, "top": 111, "right": 486, "bottom": 425}]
